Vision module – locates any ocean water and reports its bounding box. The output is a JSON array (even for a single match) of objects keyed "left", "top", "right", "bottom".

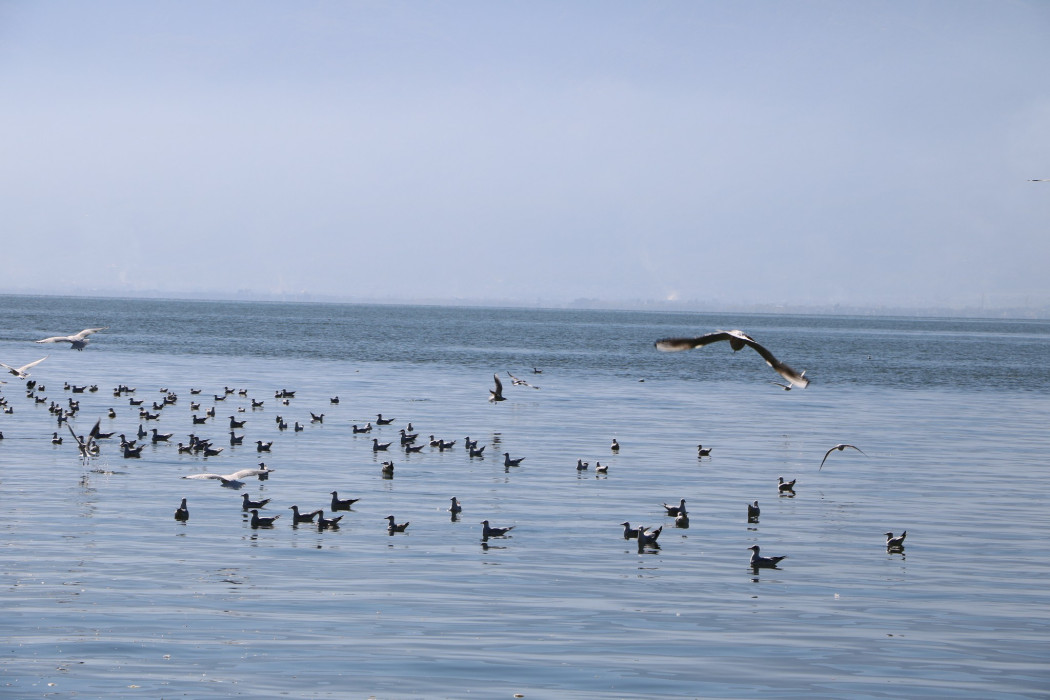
[{"left": 0, "top": 295, "right": 1048, "bottom": 698}]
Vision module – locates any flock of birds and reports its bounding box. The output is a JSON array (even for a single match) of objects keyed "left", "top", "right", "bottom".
[{"left": 1, "top": 325, "right": 909, "bottom": 570}]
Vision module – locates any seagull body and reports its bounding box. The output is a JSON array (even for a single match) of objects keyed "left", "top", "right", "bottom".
[
  {"left": 697, "top": 444, "right": 712, "bottom": 457},
  {"left": 489, "top": 374, "right": 506, "bottom": 402},
  {"left": 637, "top": 525, "right": 662, "bottom": 548},
  {"left": 481, "top": 520, "right": 514, "bottom": 539},
  {"left": 503, "top": 453, "right": 524, "bottom": 467},
  {"left": 1, "top": 356, "right": 48, "bottom": 379},
  {"left": 507, "top": 372, "right": 539, "bottom": 389},
  {"left": 655, "top": 329, "right": 809, "bottom": 388},
  {"left": 330, "top": 491, "right": 359, "bottom": 511},
  {"left": 778, "top": 477, "right": 796, "bottom": 494},
  {"left": 184, "top": 466, "right": 272, "bottom": 488},
  {"left": 885, "top": 531, "right": 907, "bottom": 549},
  {"left": 241, "top": 493, "right": 271, "bottom": 509},
  {"left": 749, "top": 544, "right": 786, "bottom": 568},
  {"left": 621, "top": 522, "right": 641, "bottom": 539},
  {"left": 747, "top": 500, "right": 761, "bottom": 520},
  {"left": 174, "top": 498, "right": 189, "bottom": 521},
  {"left": 316, "top": 510, "right": 343, "bottom": 530},
  {"left": 819, "top": 444, "right": 867, "bottom": 470},
  {"left": 35, "top": 327, "right": 107, "bottom": 350},
  {"left": 386, "top": 515, "right": 409, "bottom": 532},
  {"left": 289, "top": 505, "right": 322, "bottom": 524},
  {"left": 576, "top": 459, "right": 589, "bottom": 471},
  {"left": 662, "top": 498, "right": 687, "bottom": 517},
  {"left": 449, "top": 497, "right": 462, "bottom": 515},
  {"left": 250, "top": 509, "right": 280, "bottom": 528}
]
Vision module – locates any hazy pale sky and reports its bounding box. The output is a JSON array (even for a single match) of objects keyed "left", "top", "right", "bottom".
[{"left": 1, "top": 1, "right": 1048, "bottom": 308}]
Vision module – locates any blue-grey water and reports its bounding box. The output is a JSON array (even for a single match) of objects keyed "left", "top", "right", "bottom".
[{"left": 1, "top": 295, "right": 1048, "bottom": 698}]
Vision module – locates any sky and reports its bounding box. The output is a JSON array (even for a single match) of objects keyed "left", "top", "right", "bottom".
[{"left": 1, "top": 1, "right": 1048, "bottom": 311}]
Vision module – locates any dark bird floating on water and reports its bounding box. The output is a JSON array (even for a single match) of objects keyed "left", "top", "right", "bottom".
[
  {"left": 747, "top": 500, "right": 761, "bottom": 521},
  {"left": 654, "top": 329, "right": 809, "bottom": 388},
  {"left": 481, "top": 520, "right": 514, "bottom": 539},
  {"left": 778, "top": 477, "right": 796, "bottom": 494},
  {"left": 748, "top": 544, "right": 786, "bottom": 569},
  {"left": 35, "top": 327, "right": 108, "bottom": 350},
  {"left": 330, "top": 491, "right": 359, "bottom": 511},
  {"left": 819, "top": 443, "right": 867, "bottom": 470}
]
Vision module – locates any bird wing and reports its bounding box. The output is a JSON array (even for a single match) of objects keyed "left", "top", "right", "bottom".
[
  {"left": 731, "top": 335, "right": 810, "bottom": 389},
  {"left": 654, "top": 331, "right": 736, "bottom": 352},
  {"left": 35, "top": 336, "right": 73, "bottom": 344},
  {"left": 819, "top": 447, "right": 836, "bottom": 470},
  {"left": 18, "top": 356, "right": 49, "bottom": 373},
  {"left": 181, "top": 473, "right": 224, "bottom": 480},
  {"left": 493, "top": 373, "right": 503, "bottom": 393},
  {"left": 70, "top": 327, "right": 107, "bottom": 340},
  {"left": 88, "top": 418, "right": 102, "bottom": 439}
]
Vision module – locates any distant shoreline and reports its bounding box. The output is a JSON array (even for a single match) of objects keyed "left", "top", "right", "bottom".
[{"left": 1, "top": 288, "right": 1046, "bottom": 320}]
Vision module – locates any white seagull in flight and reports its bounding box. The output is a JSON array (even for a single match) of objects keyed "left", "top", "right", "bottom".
[
  {"left": 0, "top": 356, "right": 49, "bottom": 379},
  {"left": 35, "top": 327, "right": 108, "bottom": 350},
  {"left": 655, "top": 329, "right": 809, "bottom": 388}
]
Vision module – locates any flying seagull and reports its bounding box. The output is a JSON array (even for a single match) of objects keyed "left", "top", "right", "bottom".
[
  {"left": 182, "top": 466, "right": 273, "bottom": 488},
  {"left": 35, "top": 327, "right": 108, "bottom": 350},
  {"left": 1, "top": 356, "right": 48, "bottom": 379},
  {"left": 489, "top": 373, "right": 506, "bottom": 402},
  {"left": 654, "top": 329, "right": 809, "bottom": 388},
  {"left": 819, "top": 443, "right": 867, "bottom": 470}
]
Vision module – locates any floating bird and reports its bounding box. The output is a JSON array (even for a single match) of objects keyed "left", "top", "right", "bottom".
[
  {"left": 637, "top": 525, "right": 662, "bottom": 548},
  {"left": 1, "top": 356, "right": 48, "bottom": 379},
  {"left": 662, "top": 498, "right": 687, "bottom": 517},
  {"left": 777, "top": 477, "right": 796, "bottom": 494},
  {"left": 621, "top": 522, "right": 641, "bottom": 539},
  {"left": 448, "top": 497, "right": 462, "bottom": 516},
  {"left": 747, "top": 501, "right": 761, "bottom": 521},
  {"left": 174, "top": 498, "right": 189, "bottom": 521},
  {"left": 372, "top": 438, "right": 392, "bottom": 452},
  {"left": 481, "top": 520, "right": 514, "bottom": 539},
  {"left": 611, "top": 438, "right": 620, "bottom": 453},
  {"left": 241, "top": 493, "right": 271, "bottom": 510},
  {"left": 316, "top": 510, "right": 343, "bottom": 530},
  {"left": 576, "top": 459, "right": 589, "bottom": 471},
  {"left": 654, "top": 329, "right": 809, "bottom": 388},
  {"left": 674, "top": 511, "right": 690, "bottom": 528},
  {"left": 697, "top": 445, "right": 712, "bottom": 457},
  {"left": 375, "top": 414, "right": 395, "bottom": 425},
  {"left": 122, "top": 443, "right": 144, "bottom": 458},
  {"left": 330, "top": 491, "right": 359, "bottom": 511},
  {"left": 250, "top": 510, "right": 280, "bottom": 528},
  {"left": 330, "top": 396, "right": 339, "bottom": 404},
  {"left": 352, "top": 423, "right": 372, "bottom": 434},
  {"left": 51, "top": 431, "right": 63, "bottom": 445},
  {"left": 503, "top": 453, "right": 525, "bottom": 467},
  {"left": 489, "top": 374, "right": 506, "bottom": 402},
  {"left": 381, "top": 461, "right": 394, "bottom": 477},
  {"left": 34, "top": 327, "right": 108, "bottom": 350},
  {"left": 256, "top": 440, "right": 273, "bottom": 452},
  {"left": 229, "top": 431, "right": 244, "bottom": 445},
  {"left": 289, "top": 505, "right": 322, "bottom": 525},
  {"left": 594, "top": 461, "right": 609, "bottom": 474},
  {"left": 885, "top": 531, "right": 907, "bottom": 549},
  {"left": 229, "top": 416, "right": 246, "bottom": 429},
  {"left": 748, "top": 544, "right": 786, "bottom": 569},
  {"left": 151, "top": 428, "right": 173, "bottom": 442},
  {"left": 819, "top": 444, "right": 867, "bottom": 470},
  {"left": 386, "top": 515, "right": 409, "bottom": 532},
  {"left": 310, "top": 412, "right": 324, "bottom": 423}
]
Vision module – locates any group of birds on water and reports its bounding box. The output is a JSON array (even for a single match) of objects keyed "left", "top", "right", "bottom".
[{"left": 2, "top": 325, "right": 909, "bottom": 568}]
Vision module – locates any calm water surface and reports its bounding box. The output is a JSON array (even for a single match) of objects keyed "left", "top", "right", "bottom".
[{"left": 1, "top": 296, "right": 1048, "bottom": 698}]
